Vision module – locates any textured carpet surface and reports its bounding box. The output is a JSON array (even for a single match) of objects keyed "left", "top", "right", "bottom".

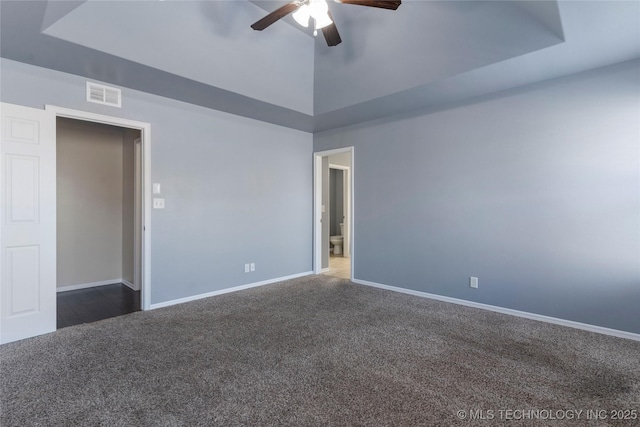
[{"left": 1, "top": 275, "right": 639, "bottom": 426}]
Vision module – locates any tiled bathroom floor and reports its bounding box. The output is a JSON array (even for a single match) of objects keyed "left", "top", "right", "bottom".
[{"left": 324, "top": 255, "right": 351, "bottom": 279}]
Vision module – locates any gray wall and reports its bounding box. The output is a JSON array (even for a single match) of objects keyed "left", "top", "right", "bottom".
[
  {"left": 56, "top": 118, "right": 124, "bottom": 288},
  {"left": 314, "top": 60, "right": 640, "bottom": 334},
  {"left": 57, "top": 118, "right": 138, "bottom": 289},
  {"left": 2, "top": 58, "right": 313, "bottom": 304}
]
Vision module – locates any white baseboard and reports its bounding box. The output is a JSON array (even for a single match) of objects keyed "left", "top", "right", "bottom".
[
  {"left": 57, "top": 279, "right": 123, "bottom": 293},
  {"left": 122, "top": 280, "right": 137, "bottom": 291},
  {"left": 352, "top": 278, "right": 640, "bottom": 342},
  {"left": 149, "top": 271, "right": 314, "bottom": 310}
]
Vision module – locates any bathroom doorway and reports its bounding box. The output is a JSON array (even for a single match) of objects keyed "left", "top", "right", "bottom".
[
  {"left": 313, "top": 148, "right": 353, "bottom": 280},
  {"left": 328, "top": 164, "right": 349, "bottom": 278}
]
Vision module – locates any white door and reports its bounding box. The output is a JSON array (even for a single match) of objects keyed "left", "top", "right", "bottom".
[{"left": 1, "top": 103, "right": 56, "bottom": 344}]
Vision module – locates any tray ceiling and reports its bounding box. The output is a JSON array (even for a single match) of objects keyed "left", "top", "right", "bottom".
[{"left": 1, "top": 1, "right": 639, "bottom": 132}]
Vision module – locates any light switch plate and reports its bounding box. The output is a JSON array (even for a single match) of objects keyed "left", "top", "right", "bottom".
[
  {"left": 153, "top": 183, "right": 161, "bottom": 194},
  {"left": 153, "top": 198, "right": 165, "bottom": 209}
]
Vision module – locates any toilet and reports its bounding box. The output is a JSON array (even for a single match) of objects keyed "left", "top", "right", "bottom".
[{"left": 330, "top": 223, "right": 344, "bottom": 256}]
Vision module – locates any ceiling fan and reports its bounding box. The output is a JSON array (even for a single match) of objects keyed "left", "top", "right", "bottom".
[{"left": 251, "top": 0, "right": 402, "bottom": 47}]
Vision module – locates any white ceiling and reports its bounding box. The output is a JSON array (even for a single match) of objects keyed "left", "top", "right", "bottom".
[{"left": 1, "top": 0, "right": 639, "bottom": 131}]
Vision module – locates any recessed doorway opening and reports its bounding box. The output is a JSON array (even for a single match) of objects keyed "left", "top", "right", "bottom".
[
  {"left": 313, "top": 147, "right": 353, "bottom": 280},
  {"left": 55, "top": 117, "right": 142, "bottom": 328},
  {"left": 47, "top": 105, "right": 152, "bottom": 327}
]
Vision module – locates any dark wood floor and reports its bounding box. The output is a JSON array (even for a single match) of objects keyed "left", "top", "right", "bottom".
[{"left": 57, "top": 283, "right": 141, "bottom": 329}]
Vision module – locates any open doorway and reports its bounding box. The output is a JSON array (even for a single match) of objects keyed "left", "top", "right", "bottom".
[
  {"left": 314, "top": 148, "right": 353, "bottom": 280},
  {"left": 55, "top": 117, "right": 142, "bottom": 328}
]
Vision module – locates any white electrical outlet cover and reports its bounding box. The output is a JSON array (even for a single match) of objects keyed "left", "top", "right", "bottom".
[
  {"left": 153, "top": 198, "right": 165, "bottom": 209},
  {"left": 470, "top": 277, "right": 478, "bottom": 288}
]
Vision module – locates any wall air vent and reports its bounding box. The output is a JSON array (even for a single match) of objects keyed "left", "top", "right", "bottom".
[{"left": 86, "top": 82, "right": 122, "bottom": 108}]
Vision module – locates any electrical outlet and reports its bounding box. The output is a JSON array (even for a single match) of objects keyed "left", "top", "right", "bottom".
[
  {"left": 244, "top": 263, "right": 250, "bottom": 273},
  {"left": 470, "top": 276, "right": 478, "bottom": 289},
  {"left": 153, "top": 198, "right": 165, "bottom": 209},
  {"left": 250, "top": 263, "right": 255, "bottom": 272}
]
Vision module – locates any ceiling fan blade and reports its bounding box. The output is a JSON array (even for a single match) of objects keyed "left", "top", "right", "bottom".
[
  {"left": 337, "top": 0, "right": 401, "bottom": 10},
  {"left": 322, "top": 11, "right": 342, "bottom": 46},
  {"left": 251, "top": 3, "right": 301, "bottom": 31}
]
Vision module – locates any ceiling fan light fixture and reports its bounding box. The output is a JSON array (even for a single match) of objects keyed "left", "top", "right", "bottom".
[
  {"left": 292, "top": 4, "right": 311, "bottom": 27},
  {"left": 250, "top": 0, "right": 400, "bottom": 46},
  {"left": 314, "top": 12, "right": 333, "bottom": 30},
  {"left": 309, "top": 0, "right": 329, "bottom": 16}
]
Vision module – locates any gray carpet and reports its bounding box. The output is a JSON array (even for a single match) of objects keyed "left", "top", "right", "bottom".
[{"left": 1, "top": 275, "right": 639, "bottom": 426}]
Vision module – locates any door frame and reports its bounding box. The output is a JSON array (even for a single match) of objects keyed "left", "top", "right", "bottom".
[
  {"left": 45, "top": 105, "right": 152, "bottom": 310},
  {"left": 313, "top": 147, "right": 354, "bottom": 279},
  {"left": 133, "top": 138, "right": 143, "bottom": 291}
]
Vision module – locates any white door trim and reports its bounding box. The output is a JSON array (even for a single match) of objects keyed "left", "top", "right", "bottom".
[
  {"left": 45, "top": 105, "right": 152, "bottom": 310},
  {"left": 313, "top": 147, "right": 354, "bottom": 280},
  {"left": 313, "top": 154, "right": 322, "bottom": 273},
  {"left": 133, "top": 138, "right": 143, "bottom": 292}
]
